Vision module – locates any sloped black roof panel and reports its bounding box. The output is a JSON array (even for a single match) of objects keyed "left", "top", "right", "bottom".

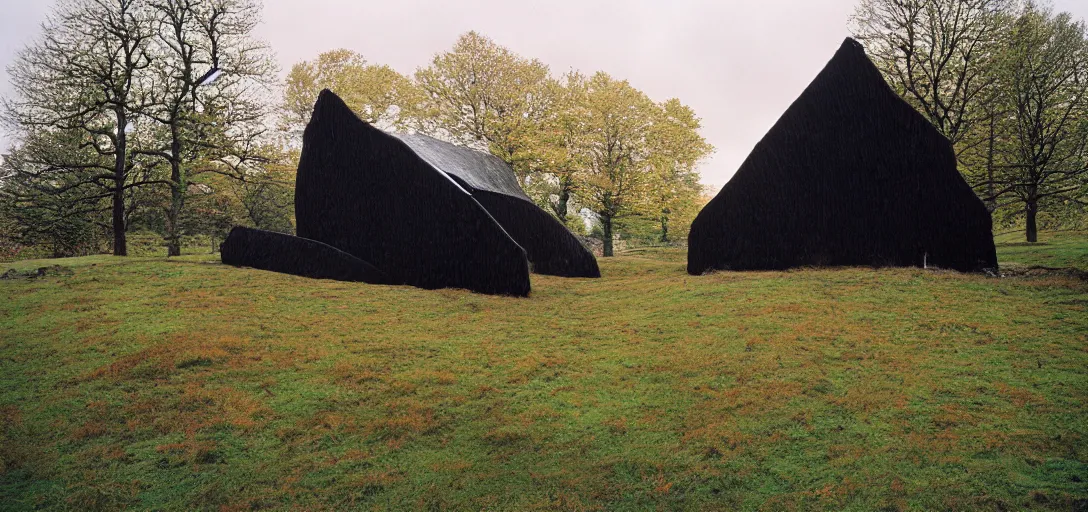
[
  {"left": 391, "top": 133, "right": 600, "bottom": 278},
  {"left": 220, "top": 226, "right": 390, "bottom": 283},
  {"left": 472, "top": 191, "right": 601, "bottom": 278},
  {"left": 392, "top": 133, "right": 532, "bottom": 202},
  {"left": 688, "top": 38, "right": 997, "bottom": 274},
  {"left": 295, "top": 90, "right": 531, "bottom": 296}
]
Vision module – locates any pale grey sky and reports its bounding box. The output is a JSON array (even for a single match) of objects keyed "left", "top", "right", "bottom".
[{"left": 3, "top": 0, "right": 1087, "bottom": 187}]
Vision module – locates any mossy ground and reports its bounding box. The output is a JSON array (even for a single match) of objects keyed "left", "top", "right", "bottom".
[{"left": 1, "top": 233, "right": 1085, "bottom": 510}]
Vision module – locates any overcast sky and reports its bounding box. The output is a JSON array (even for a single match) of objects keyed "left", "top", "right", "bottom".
[{"left": 3, "top": 0, "right": 1087, "bottom": 188}]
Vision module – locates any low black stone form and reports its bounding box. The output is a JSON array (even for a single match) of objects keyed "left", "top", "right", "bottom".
[
  {"left": 220, "top": 226, "right": 389, "bottom": 283},
  {"left": 394, "top": 133, "right": 601, "bottom": 278},
  {"left": 688, "top": 38, "right": 998, "bottom": 274},
  {"left": 295, "top": 90, "right": 531, "bottom": 296}
]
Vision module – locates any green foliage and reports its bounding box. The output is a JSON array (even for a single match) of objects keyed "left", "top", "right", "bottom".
[
  {"left": 283, "top": 49, "right": 419, "bottom": 135},
  {"left": 0, "top": 130, "right": 113, "bottom": 258},
  {"left": 2, "top": 0, "right": 280, "bottom": 257},
  {"left": 645, "top": 98, "right": 714, "bottom": 242},
  {"left": 224, "top": 165, "right": 296, "bottom": 234},
  {"left": 851, "top": 0, "right": 1088, "bottom": 239},
  {"left": 989, "top": 4, "right": 1088, "bottom": 240},
  {"left": 282, "top": 32, "right": 713, "bottom": 249},
  {"left": 567, "top": 72, "right": 713, "bottom": 254},
  {"left": 3, "top": 0, "right": 162, "bottom": 256},
  {"left": 1, "top": 238, "right": 1085, "bottom": 510},
  {"left": 413, "top": 31, "right": 556, "bottom": 179}
]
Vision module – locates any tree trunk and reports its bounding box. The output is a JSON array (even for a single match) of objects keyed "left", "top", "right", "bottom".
[
  {"left": 553, "top": 174, "right": 573, "bottom": 224},
  {"left": 602, "top": 215, "right": 613, "bottom": 257},
  {"left": 1025, "top": 199, "right": 1038, "bottom": 243},
  {"left": 556, "top": 187, "right": 570, "bottom": 224},
  {"left": 166, "top": 129, "right": 183, "bottom": 257},
  {"left": 112, "top": 183, "right": 127, "bottom": 256},
  {"left": 112, "top": 111, "right": 128, "bottom": 256},
  {"left": 166, "top": 166, "right": 183, "bottom": 257},
  {"left": 985, "top": 114, "right": 996, "bottom": 213},
  {"left": 659, "top": 208, "right": 670, "bottom": 243}
]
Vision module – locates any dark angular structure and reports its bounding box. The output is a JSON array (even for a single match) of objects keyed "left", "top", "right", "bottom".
[
  {"left": 393, "top": 133, "right": 601, "bottom": 278},
  {"left": 295, "top": 90, "right": 531, "bottom": 296},
  {"left": 220, "top": 226, "right": 390, "bottom": 283},
  {"left": 688, "top": 38, "right": 998, "bottom": 274}
]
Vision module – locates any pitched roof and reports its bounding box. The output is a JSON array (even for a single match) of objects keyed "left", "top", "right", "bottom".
[{"left": 392, "top": 133, "right": 532, "bottom": 202}]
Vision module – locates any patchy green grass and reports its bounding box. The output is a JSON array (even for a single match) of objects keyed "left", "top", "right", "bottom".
[
  {"left": 1, "top": 237, "right": 1085, "bottom": 511},
  {"left": 995, "top": 230, "right": 1088, "bottom": 270}
]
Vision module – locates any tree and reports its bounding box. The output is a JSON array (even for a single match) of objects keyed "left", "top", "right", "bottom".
[
  {"left": 181, "top": 174, "right": 242, "bottom": 251},
  {"left": 0, "top": 129, "right": 113, "bottom": 257},
  {"left": 225, "top": 163, "right": 295, "bottom": 233},
  {"left": 645, "top": 99, "right": 713, "bottom": 242},
  {"left": 572, "top": 72, "right": 658, "bottom": 257},
  {"left": 530, "top": 71, "right": 604, "bottom": 225},
  {"left": 282, "top": 49, "right": 418, "bottom": 138},
  {"left": 3, "top": 0, "right": 160, "bottom": 256},
  {"left": 413, "top": 32, "right": 557, "bottom": 183},
  {"left": 283, "top": 31, "right": 713, "bottom": 247},
  {"left": 140, "top": 0, "right": 277, "bottom": 256},
  {"left": 3, "top": 0, "right": 279, "bottom": 258},
  {"left": 852, "top": 0, "right": 1014, "bottom": 155},
  {"left": 851, "top": 0, "right": 1088, "bottom": 240},
  {"left": 992, "top": 4, "right": 1088, "bottom": 242}
]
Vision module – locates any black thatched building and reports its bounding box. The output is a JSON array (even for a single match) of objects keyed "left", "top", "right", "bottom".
[
  {"left": 688, "top": 38, "right": 997, "bottom": 274},
  {"left": 393, "top": 133, "right": 601, "bottom": 278},
  {"left": 295, "top": 90, "right": 531, "bottom": 296},
  {"left": 221, "top": 226, "right": 390, "bottom": 283}
]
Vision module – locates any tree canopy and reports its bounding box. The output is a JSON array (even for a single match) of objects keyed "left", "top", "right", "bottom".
[
  {"left": 278, "top": 32, "right": 714, "bottom": 256},
  {"left": 13, "top": 1, "right": 1082, "bottom": 258},
  {"left": 2, "top": 0, "right": 283, "bottom": 257},
  {"left": 853, "top": 0, "right": 1088, "bottom": 241}
]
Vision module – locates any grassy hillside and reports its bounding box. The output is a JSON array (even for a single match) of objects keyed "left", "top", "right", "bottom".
[{"left": 1, "top": 236, "right": 1085, "bottom": 510}]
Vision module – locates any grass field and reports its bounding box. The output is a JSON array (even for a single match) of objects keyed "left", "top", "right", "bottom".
[
  {"left": 1, "top": 233, "right": 1086, "bottom": 510},
  {"left": 993, "top": 230, "right": 1088, "bottom": 270}
]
